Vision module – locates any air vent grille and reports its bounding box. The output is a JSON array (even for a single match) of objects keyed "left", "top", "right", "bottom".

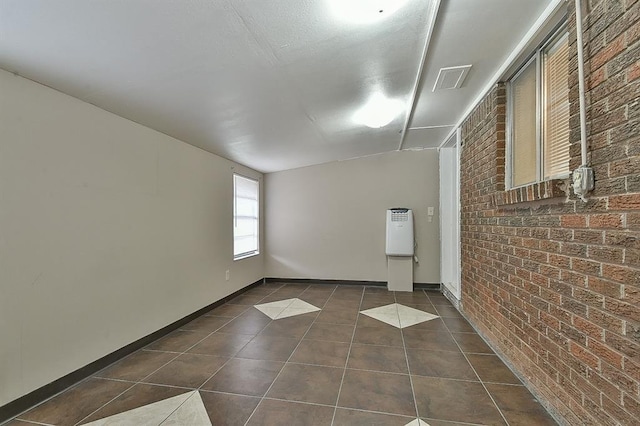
[{"left": 433, "top": 65, "right": 472, "bottom": 91}]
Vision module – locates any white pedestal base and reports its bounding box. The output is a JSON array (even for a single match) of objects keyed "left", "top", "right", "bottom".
[{"left": 387, "top": 256, "right": 413, "bottom": 292}]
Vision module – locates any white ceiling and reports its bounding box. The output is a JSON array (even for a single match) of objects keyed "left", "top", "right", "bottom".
[{"left": 0, "top": 0, "right": 554, "bottom": 173}]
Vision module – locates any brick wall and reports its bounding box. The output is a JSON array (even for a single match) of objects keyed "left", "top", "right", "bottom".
[{"left": 459, "top": 0, "right": 639, "bottom": 424}]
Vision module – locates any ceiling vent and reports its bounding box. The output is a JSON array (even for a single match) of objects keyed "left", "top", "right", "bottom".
[{"left": 433, "top": 65, "right": 472, "bottom": 91}]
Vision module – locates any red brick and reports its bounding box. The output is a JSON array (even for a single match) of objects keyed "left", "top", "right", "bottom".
[
  {"left": 589, "top": 309, "right": 626, "bottom": 333},
  {"left": 605, "top": 299, "right": 640, "bottom": 323},
  {"left": 602, "top": 263, "right": 640, "bottom": 285},
  {"left": 602, "top": 394, "right": 638, "bottom": 425},
  {"left": 588, "top": 338, "right": 624, "bottom": 368},
  {"left": 589, "top": 66, "right": 607, "bottom": 88},
  {"left": 573, "top": 229, "right": 604, "bottom": 244},
  {"left": 562, "top": 215, "right": 588, "bottom": 228},
  {"left": 569, "top": 342, "right": 600, "bottom": 370},
  {"left": 624, "top": 248, "right": 640, "bottom": 265},
  {"left": 609, "top": 193, "right": 640, "bottom": 210},
  {"left": 622, "top": 394, "right": 640, "bottom": 420},
  {"left": 549, "top": 254, "right": 571, "bottom": 268},
  {"left": 574, "top": 316, "right": 605, "bottom": 340},
  {"left": 574, "top": 287, "right": 605, "bottom": 308},
  {"left": 605, "top": 331, "right": 640, "bottom": 359},
  {"left": 623, "top": 285, "right": 640, "bottom": 304},
  {"left": 601, "top": 362, "right": 639, "bottom": 396},
  {"left": 587, "top": 371, "right": 622, "bottom": 403},
  {"left": 587, "top": 246, "right": 624, "bottom": 263},
  {"left": 604, "top": 231, "right": 640, "bottom": 249},
  {"left": 588, "top": 276, "right": 623, "bottom": 298},
  {"left": 623, "top": 357, "right": 640, "bottom": 382},
  {"left": 589, "top": 213, "right": 624, "bottom": 228},
  {"left": 572, "top": 258, "right": 602, "bottom": 275},
  {"left": 628, "top": 61, "right": 640, "bottom": 81}
]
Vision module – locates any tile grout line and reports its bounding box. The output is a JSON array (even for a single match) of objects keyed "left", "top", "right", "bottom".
[
  {"left": 72, "top": 381, "right": 137, "bottom": 426},
  {"left": 13, "top": 286, "right": 526, "bottom": 426},
  {"left": 177, "top": 285, "right": 293, "bottom": 422},
  {"left": 132, "top": 286, "right": 282, "bottom": 426},
  {"left": 329, "top": 286, "right": 366, "bottom": 426},
  {"left": 397, "top": 291, "right": 422, "bottom": 423},
  {"left": 74, "top": 284, "right": 287, "bottom": 426},
  {"left": 73, "top": 310, "right": 241, "bottom": 425},
  {"left": 243, "top": 283, "right": 341, "bottom": 426},
  {"left": 7, "top": 420, "right": 54, "bottom": 426},
  {"left": 443, "top": 309, "right": 513, "bottom": 426}
]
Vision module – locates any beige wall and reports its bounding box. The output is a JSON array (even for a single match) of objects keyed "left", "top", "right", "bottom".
[
  {"left": 265, "top": 150, "right": 440, "bottom": 283},
  {"left": 0, "top": 69, "right": 263, "bottom": 406}
]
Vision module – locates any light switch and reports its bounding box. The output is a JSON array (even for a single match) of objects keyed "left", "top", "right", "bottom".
[{"left": 427, "top": 207, "right": 434, "bottom": 216}]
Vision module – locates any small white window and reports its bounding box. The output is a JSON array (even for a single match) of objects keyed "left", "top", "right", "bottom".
[
  {"left": 508, "top": 26, "right": 570, "bottom": 188},
  {"left": 233, "top": 174, "right": 259, "bottom": 259}
]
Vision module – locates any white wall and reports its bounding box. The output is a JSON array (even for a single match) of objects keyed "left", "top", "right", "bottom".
[
  {"left": 0, "top": 69, "right": 263, "bottom": 406},
  {"left": 265, "top": 150, "right": 440, "bottom": 283}
]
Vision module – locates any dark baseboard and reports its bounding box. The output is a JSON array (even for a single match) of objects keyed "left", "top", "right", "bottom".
[
  {"left": 265, "top": 277, "right": 387, "bottom": 287},
  {"left": 265, "top": 277, "right": 441, "bottom": 291},
  {"left": 415, "top": 283, "right": 441, "bottom": 290},
  {"left": 0, "top": 278, "right": 263, "bottom": 424},
  {"left": 1, "top": 276, "right": 442, "bottom": 422}
]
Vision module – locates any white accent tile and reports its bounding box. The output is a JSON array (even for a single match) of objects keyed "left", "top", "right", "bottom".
[
  {"left": 405, "top": 419, "right": 430, "bottom": 426},
  {"left": 253, "top": 298, "right": 295, "bottom": 319},
  {"left": 254, "top": 298, "right": 320, "bottom": 320},
  {"left": 161, "top": 391, "right": 211, "bottom": 425},
  {"left": 275, "top": 307, "right": 315, "bottom": 319},
  {"left": 83, "top": 391, "right": 194, "bottom": 426},
  {"left": 360, "top": 303, "right": 438, "bottom": 329},
  {"left": 397, "top": 304, "right": 439, "bottom": 328},
  {"left": 370, "top": 312, "right": 402, "bottom": 328},
  {"left": 254, "top": 306, "right": 288, "bottom": 319}
]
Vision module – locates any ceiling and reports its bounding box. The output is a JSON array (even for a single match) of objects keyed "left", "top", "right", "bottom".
[{"left": 0, "top": 0, "right": 555, "bottom": 173}]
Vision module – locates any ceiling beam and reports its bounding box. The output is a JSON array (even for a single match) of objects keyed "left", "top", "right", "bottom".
[{"left": 397, "top": 0, "right": 442, "bottom": 152}]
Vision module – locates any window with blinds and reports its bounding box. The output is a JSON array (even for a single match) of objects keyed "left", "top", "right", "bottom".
[
  {"left": 233, "top": 174, "right": 259, "bottom": 259},
  {"left": 507, "top": 26, "right": 570, "bottom": 189},
  {"left": 511, "top": 59, "right": 538, "bottom": 187},
  {"left": 543, "top": 32, "right": 570, "bottom": 179}
]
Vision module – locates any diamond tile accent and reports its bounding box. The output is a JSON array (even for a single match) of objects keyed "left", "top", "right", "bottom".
[
  {"left": 83, "top": 391, "right": 211, "bottom": 425},
  {"left": 360, "top": 303, "right": 438, "bottom": 329},
  {"left": 405, "top": 419, "right": 430, "bottom": 426},
  {"left": 254, "top": 298, "right": 321, "bottom": 320}
]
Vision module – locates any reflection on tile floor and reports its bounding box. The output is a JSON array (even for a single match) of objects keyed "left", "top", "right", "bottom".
[{"left": 7, "top": 283, "right": 557, "bottom": 426}]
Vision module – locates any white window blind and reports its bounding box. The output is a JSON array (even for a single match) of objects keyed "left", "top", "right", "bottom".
[
  {"left": 511, "top": 60, "right": 538, "bottom": 187},
  {"left": 233, "top": 174, "right": 259, "bottom": 259},
  {"left": 507, "top": 25, "right": 570, "bottom": 189},
  {"left": 543, "top": 33, "right": 570, "bottom": 179}
]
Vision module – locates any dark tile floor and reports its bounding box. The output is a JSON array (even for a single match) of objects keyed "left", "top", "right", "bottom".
[{"left": 5, "top": 283, "right": 557, "bottom": 426}]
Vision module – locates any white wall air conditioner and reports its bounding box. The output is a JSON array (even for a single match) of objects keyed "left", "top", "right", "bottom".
[{"left": 385, "top": 208, "right": 414, "bottom": 256}]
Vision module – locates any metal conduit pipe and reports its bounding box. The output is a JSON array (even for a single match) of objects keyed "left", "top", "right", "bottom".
[{"left": 571, "top": 0, "right": 594, "bottom": 201}]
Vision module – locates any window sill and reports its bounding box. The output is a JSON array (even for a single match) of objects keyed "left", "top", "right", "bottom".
[
  {"left": 493, "top": 179, "right": 569, "bottom": 208},
  {"left": 234, "top": 252, "right": 260, "bottom": 261}
]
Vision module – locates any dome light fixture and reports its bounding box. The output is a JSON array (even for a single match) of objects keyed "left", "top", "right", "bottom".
[
  {"left": 329, "top": 0, "right": 410, "bottom": 24},
  {"left": 353, "top": 92, "right": 404, "bottom": 129}
]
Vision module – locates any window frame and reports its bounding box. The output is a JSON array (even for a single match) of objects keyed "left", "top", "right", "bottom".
[
  {"left": 506, "top": 24, "right": 570, "bottom": 190},
  {"left": 233, "top": 173, "right": 260, "bottom": 260}
]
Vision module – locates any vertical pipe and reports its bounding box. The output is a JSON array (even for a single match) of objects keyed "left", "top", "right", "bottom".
[{"left": 574, "top": 0, "right": 588, "bottom": 166}]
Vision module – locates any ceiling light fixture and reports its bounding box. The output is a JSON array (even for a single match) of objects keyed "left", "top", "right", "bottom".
[
  {"left": 329, "top": 0, "right": 410, "bottom": 24},
  {"left": 353, "top": 92, "right": 404, "bottom": 128}
]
